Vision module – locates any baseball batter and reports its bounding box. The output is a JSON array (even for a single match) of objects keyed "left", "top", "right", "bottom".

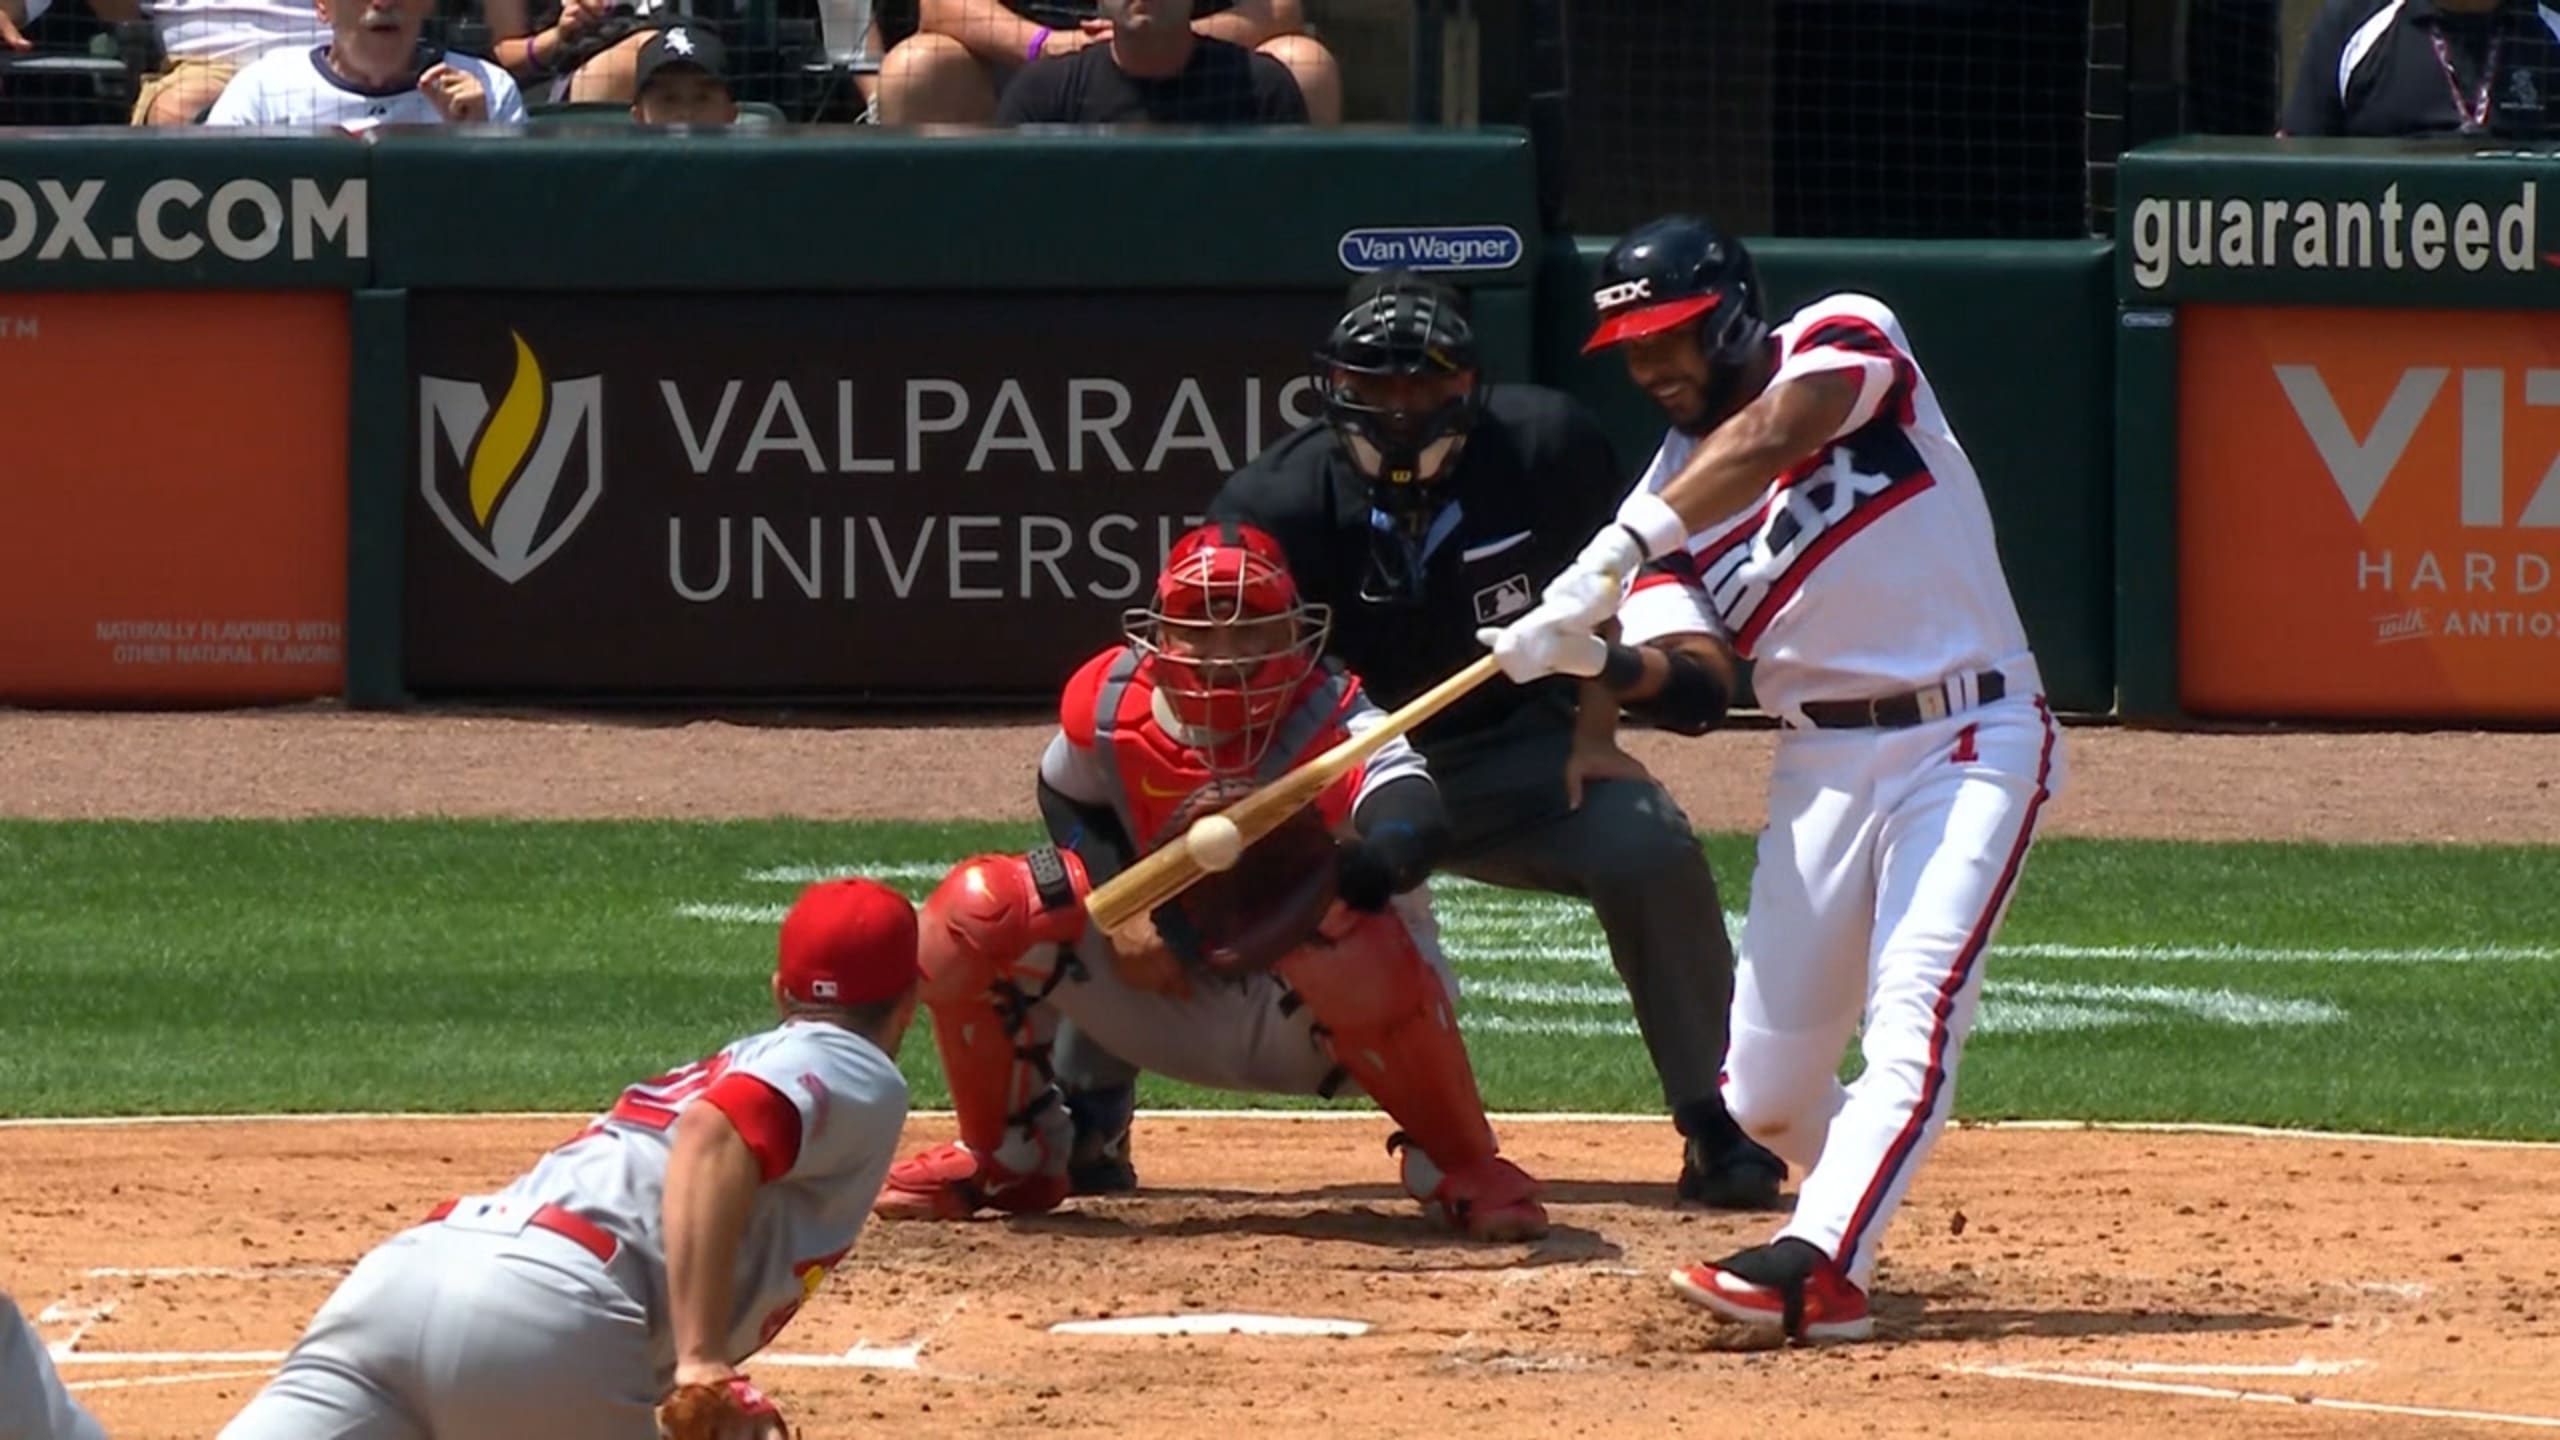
[
  {"left": 218, "top": 876, "right": 919, "bottom": 1439},
  {"left": 1483, "top": 215, "right": 2067, "bottom": 1341},
  {"left": 876, "top": 521, "right": 1548, "bottom": 1241},
  {"left": 1, "top": 1290, "right": 107, "bottom": 1440}
]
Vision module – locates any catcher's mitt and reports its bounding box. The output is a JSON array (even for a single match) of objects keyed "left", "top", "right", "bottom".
[
  {"left": 657, "top": 1375, "right": 789, "bottom": 1440},
  {"left": 1154, "top": 803, "right": 1341, "bottom": 976}
]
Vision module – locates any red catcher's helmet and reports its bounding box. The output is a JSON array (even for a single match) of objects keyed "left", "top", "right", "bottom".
[{"left": 1125, "top": 521, "right": 1332, "bottom": 776}]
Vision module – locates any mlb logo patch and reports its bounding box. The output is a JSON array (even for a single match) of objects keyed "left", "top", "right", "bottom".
[{"left": 1473, "top": 574, "right": 1533, "bottom": 624}]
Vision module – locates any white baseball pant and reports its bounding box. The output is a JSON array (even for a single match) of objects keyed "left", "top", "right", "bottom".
[{"left": 1722, "top": 692, "right": 2063, "bottom": 1288}]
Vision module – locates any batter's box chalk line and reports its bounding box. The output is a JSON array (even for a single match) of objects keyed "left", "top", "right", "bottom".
[
  {"left": 1949, "top": 1361, "right": 2560, "bottom": 1430},
  {"left": 1048, "top": 1313, "right": 1371, "bottom": 1338}
]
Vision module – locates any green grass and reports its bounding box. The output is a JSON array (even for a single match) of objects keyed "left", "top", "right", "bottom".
[{"left": 2, "top": 821, "right": 2555, "bottom": 1138}]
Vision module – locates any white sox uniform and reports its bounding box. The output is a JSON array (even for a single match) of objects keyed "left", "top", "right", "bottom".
[
  {"left": 1617, "top": 291, "right": 2067, "bottom": 1290},
  {"left": 219, "top": 1019, "right": 907, "bottom": 1440},
  {"left": 1, "top": 1291, "right": 108, "bottom": 1440}
]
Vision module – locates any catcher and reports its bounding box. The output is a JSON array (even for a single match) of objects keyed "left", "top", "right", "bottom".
[
  {"left": 218, "top": 876, "right": 920, "bottom": 1440},
  {"left": 876, "top": 521, "right": 1547, "bottom": 1241}
]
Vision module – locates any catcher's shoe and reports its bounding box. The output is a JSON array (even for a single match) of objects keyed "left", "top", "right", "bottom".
[
  {"left": 1670, "top": 1237, "right": 1874, "bottom": 1343},
  {"left": 874, "top": 1142, "right": 1069, "bottom": 1221},
  {"left": 1392, "top": 1134, "right": 1550, "bottom": 1242},
  {"left": 1677, "top": 1129, "right": 1788, "bottom": 1212},
  {"left": 1065, "top": 1083, "right": 1139, "bottom": 1196}
]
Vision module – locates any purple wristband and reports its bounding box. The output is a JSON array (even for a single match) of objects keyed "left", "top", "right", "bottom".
[{"left": 1029, "top": 25, "right": 1052, "bottom": 59}]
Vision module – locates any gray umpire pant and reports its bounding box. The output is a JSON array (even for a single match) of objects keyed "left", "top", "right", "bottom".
[{"left": 1058, "top": 704, "right": 1738, "bottom": 1117}]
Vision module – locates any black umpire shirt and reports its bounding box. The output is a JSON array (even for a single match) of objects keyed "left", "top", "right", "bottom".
[
  {"left": 995, "top": 36, "right": 1306, "bottom": 124},
  {"left": 1209, "top": 384, "right": 1628, "bottom": 747},
  {"left": 2282, "top": 0, "right": 2560, "bottom": 138}
]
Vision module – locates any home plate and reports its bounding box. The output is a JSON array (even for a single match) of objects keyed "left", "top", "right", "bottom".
[{"left": 1048, "top": 1314, "right": 1372, "bottom": 1338}]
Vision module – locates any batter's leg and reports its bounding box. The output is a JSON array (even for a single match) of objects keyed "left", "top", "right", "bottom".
[
  {"left": 1779, "top": 703, "right": 2063, "bottom": 1289},
  {"left": 1719, "top": 752, "right": 1885, "bottom": 1174},
  {"left": 218, "top": 1237, "right": 432, "bottom": 1440},
  {"left": 1, "top": 1291, "right": 108, "bottom": 1440}
]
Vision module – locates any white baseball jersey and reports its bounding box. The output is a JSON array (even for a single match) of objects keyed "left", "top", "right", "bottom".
[
  {"left": 144, "top": 0, "right": 325, "bottom": 65},
  {"left": 481, "top": 1018, "right": 907, "bottom": 1364},
  {"left": 203, "top": 45, "right": 527, "bottom": 127},
  {"left": 1615, "top": 292, "right": 2035, "bottom": 721}
]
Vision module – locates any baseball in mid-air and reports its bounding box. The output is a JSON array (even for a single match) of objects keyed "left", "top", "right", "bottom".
[{"left": 1187, "top": 813, "right": 1244, "bottom": 872}]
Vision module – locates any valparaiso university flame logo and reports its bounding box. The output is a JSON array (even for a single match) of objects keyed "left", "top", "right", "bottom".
[{"left": 419, "top": 331, "right": 604, "bottom": 584}]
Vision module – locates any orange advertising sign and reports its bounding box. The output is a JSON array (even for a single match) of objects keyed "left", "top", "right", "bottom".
[
  {"left": 2179, "top": 305, "right": 2560, "bottom": 720},
  {"left": 0, "top": 292, "right": 348, "bottom": 703}
]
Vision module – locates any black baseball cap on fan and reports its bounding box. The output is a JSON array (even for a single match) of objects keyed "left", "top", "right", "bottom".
[{"left": 634, "top": 24, "right": 729, "bottom": 90}]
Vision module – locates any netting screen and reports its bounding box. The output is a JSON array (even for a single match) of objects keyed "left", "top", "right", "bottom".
[{"left": 1559, "top": 0, "right": 2289, "bottom": 243}]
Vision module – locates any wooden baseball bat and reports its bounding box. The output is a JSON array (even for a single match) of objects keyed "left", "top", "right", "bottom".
[{"left": 1083, "top": 653, "right": 1504, "bottom": 931}]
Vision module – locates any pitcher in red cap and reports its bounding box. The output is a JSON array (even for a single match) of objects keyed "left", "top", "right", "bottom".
[{"left": 219, "top": 877, "right": 921, "bottom": 1440}]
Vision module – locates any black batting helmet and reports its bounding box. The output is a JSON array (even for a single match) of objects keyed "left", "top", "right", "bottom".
[
  {"left": 1314, "top": 269, "right": 1485, "bottom": 493},
  {"left": 1582, "top": 215, "right": 1768, "bottom": 368}
]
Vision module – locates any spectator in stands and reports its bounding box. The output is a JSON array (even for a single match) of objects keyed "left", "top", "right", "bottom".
[
  {"left": 202, "top": 0, "right": 524, "bottom": 124},
  {"left": 2281, "top": 0, "right": 2560, "bottom": 137},
  {"left": 996, "top": 0, "right": 1302, "bottom": 123},
  {"left": 879, "top": 0, "right": 1335, "bottom": 125},
  {"left": 629, "top": 18, "right": 733, "bottom": 122},
  {"left": 45, "top": 0, "right": 334, "bottom": 124},
  {"left": 480, "top": 0, "right": 711, "bottom": 106}
]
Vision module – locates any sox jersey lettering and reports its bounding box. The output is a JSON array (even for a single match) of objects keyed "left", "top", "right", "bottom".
[{"left": 1615, "top": 292, "right": 2039, "bottom": 720}]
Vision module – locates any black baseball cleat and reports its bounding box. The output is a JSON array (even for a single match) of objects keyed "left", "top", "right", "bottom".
[
  {"left": 1677, "top": 1130, "right": 1788, "bottom": 1211},
  {"left": 1064, "top": 1083, "right": 1138, "bottom": 1196}
]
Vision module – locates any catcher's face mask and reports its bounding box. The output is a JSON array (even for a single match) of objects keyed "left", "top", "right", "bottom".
[{"left": 1125, "top": 523, "right": 1332, "bottom": 777}]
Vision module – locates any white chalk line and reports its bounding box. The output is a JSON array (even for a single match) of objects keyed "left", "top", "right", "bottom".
[
  {"left": 65, "top": 1367, "right": 274, "bottom": 1393},
  {"left": 54, "top": 1346, "right": 915, "bottom": 1371},
  {"left": 1951, "top": 1362, "right": 2560, "bottom": 1430},
  {"left": 2053, "top": 1357, "right": 2370, "bottom": 1378},
  {"left": 6, "top": 1111, "right": 2557, "bottom": 1150},
  {"left": 85, "top": 1266, "right": 344, "bottom": 1280},
  {"left": 717, "top": 864, "right": 2557, "bottom": 965}
]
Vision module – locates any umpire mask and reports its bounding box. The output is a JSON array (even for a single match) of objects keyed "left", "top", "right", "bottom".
[{"left": 1315, "top": 270, "right": 1485, "bottom": 604}]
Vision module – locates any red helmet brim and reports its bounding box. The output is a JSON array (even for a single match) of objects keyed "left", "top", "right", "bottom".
[{"left": 1582, "top": 294, "right": 1722, "bottom": 354}]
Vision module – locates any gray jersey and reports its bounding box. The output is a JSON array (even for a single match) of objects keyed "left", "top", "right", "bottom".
[{"left": 483, "top": 1019, "right": 907, "bottom": 1364}]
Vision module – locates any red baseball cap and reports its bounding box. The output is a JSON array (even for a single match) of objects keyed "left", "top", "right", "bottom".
[{"left": 776, "top": 878, "right": 919, "bottom": 1007}]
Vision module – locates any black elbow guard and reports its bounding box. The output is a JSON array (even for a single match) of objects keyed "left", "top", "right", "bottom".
[
  {"left": 1629, "top": 651, "right": 1734, "bottom": 737},
  {"left": 1339, "top": 777, "right": 1452, "bottom": 911}
]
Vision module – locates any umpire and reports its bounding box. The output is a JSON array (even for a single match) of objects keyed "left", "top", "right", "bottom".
[{"left": 1057, "top": 268, "right": 1785, "bottom": 1209}]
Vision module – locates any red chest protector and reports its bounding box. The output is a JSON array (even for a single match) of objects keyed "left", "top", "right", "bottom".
[{"left": 1059, "top": 645, "right": 1366, "bottom": 851}]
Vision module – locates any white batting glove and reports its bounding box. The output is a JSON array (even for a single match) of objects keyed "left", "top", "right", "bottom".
[
  {"left": 1540, "top": 526, "right": 1645, "bottom": 629},
  {"left": 1477, "top": 599, "right": 1608, "bottom": 685}
]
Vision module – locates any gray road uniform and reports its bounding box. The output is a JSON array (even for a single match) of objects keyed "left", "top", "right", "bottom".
[
  {"left": 219, "top": 1020, "right": 907, "bottom": 1440},
  {"left": 0, "top": 1291, "right": 108, "bottom": 1440},
  {"left": 1024, "top": 653, "right": 1444, "bottom": 1102}
]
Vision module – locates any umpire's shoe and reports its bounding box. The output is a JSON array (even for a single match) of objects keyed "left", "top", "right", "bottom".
[
  {"left": 1065, "top": 1082, "right": 1138, "bottom": 1196},
  {"left": 1676, "top": 1106, "right": 1788, "bottom": 1211}
]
